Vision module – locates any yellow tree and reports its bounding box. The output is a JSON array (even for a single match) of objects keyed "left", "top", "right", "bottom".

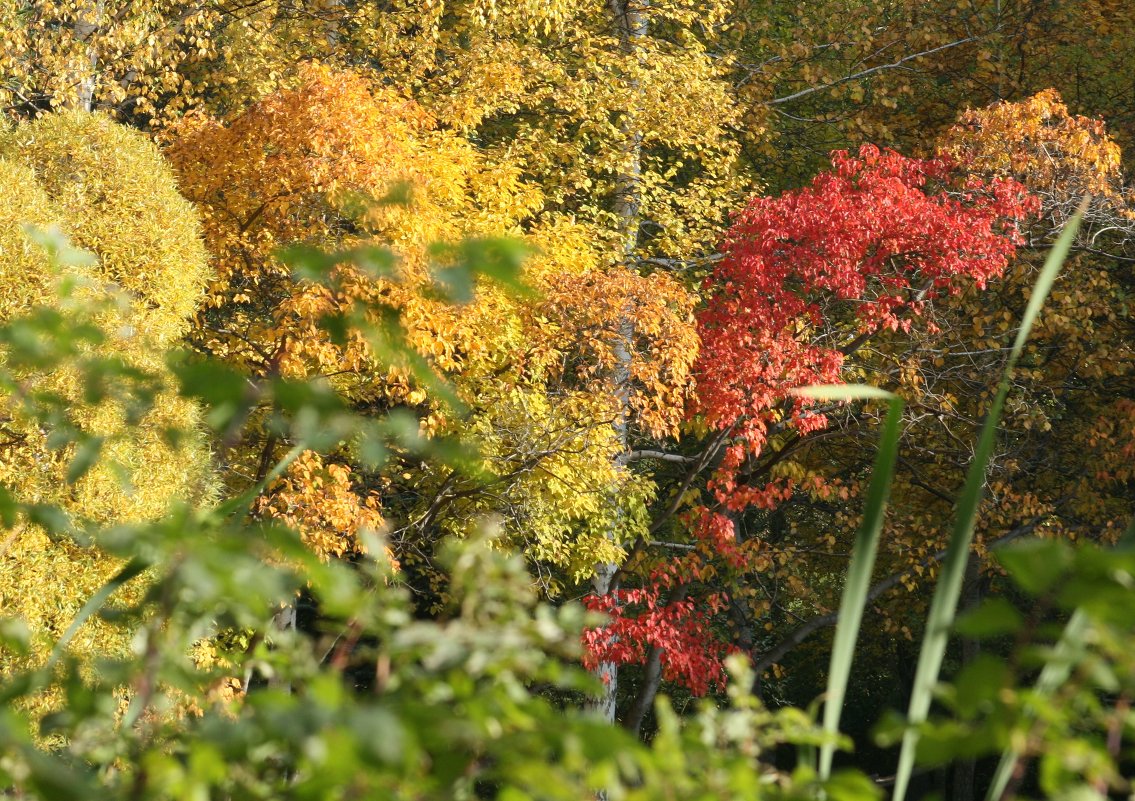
[
  {"left": 0, "top": 1, "right": 220, "bottom": 116},
  {"left": 0, "top": 111, "right": 213, "bottom": 689}
]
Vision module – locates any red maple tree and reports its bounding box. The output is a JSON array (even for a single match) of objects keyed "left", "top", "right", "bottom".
[{"left": 583, "top": 144, "right": 1037, "bottom": 698}]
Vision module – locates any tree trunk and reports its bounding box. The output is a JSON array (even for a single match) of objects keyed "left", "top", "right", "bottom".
[
  {"left": 589, "top": 560, "right": 621, "bottom": 722},
  {"left": 624, "top": 644, "right": 663, "bottom": 735},
  {"left": 623, "top": 584, "right": 687, "bottom": 734},
  {"left": 321, "top": 0, "right": 345, "bottom": 47},
  {"left": 587, "top": 0, "right": 647, "bottom": 726},
  {"left": 271, "top": 600, "right": 298, "bottom": 694},
  {"left": 70, "top": 0, "right": 105, "bottom": 112}
]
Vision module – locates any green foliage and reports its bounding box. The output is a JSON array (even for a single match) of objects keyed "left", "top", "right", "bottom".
[{"left": 891, "top": 531, "right": 1135, "bottom": 801}]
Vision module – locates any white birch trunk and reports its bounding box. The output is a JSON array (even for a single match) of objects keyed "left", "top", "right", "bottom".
[
  {"left": 589, "top": 0, "right": 647, "bottom": 727},
  {"left": 70, "top": 0, "right": 105, "bottom": 112}
]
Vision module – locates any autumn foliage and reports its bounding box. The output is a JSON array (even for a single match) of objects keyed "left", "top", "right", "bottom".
[
  {"left": 582, "top": 145, "right": 1038, "bottom": 694},
  {"left": 0, "top": 112, "right": 214, "bottom": 704},
  {"left": 696, "top": 146, "right": 1036, "bottom": 488},
  {"left": 939, "top": 89, "right": 1129, "bottom": 221},
  {"left": 582, "top": 586, "right": 731, "bottom": 696},
  {"left": 3, "top": 3, "right": 1134, "bottom": 773},
  {"left": 254, "top": 450, "right": 384, "bottom": 562}
]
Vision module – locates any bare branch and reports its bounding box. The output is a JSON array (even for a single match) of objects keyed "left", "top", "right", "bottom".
[
  {"left": 750, "top": 517, "right": 1044, "bottom": 675},
  {"left": 765, "top": 36, "right": 981, "bottom": 107}
]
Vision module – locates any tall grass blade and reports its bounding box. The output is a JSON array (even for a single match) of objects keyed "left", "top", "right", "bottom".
[
  {"left": 794, "top": 385, "right": 897, "bottom": 402},
  {"left": 891, "top": 200, "right": 1087, "bottom": 801},
  {"left": 983, "top": 609, "right": 1088, "bottom": 801},
  {"left": 820, "top": 394, "right": 905, "bottom": 779}
]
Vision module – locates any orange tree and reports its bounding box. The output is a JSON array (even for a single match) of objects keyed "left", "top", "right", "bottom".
[{"left": 166, "top": 64, "right": 698, "bottom": 597}]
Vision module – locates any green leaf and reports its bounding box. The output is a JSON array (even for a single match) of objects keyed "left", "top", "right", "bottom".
[
  {"left": 952, "top": 654, "right": 1012, "bottom": 717},
  {"left": 915, "top": 719, "right": 1001, "bottom": 766},
  {"left": 985, "top": 522, "right": 1135, "bottom": 801},
  {"left": 955, "top": 597, "right": 1024, "bottom": 638},
  {"left": 25, "top": 503, "right": 74, "bottom": 537},
  {"left": 23, "top": 750, "right": 103, "bottom": 801},
  {"left": 0, "top": 616, "right": 31, "bottom": 656},
  {"left": 825, "top": 768, "right": 884, "bottom": 801},
  {"left": 65, "top": 436, "right": 104, "bottom": 485},
  {"left": 23, "top": 224, "right": 98, "bottom": 268},
  {"left": 171, "top": 358, "right": 251, "bottom": 432},
  {"left": 282, "top": 242, "right": 398, "bottom": 284},
  {"left": 356, "top": 423, "right": 389, "bottom": 469},
  {"left": 428, "top": 237, "right": 536, "bottom": 302},
  {"left": 0, "top": 484, "right": 17, "bottom": 528},
  {"left": 996, "top": 539, "right": 1073, "bottom": 596}
]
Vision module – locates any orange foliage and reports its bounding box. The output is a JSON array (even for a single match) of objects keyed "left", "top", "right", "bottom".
[
  {"left": 939, "top": 89, "right": 1131, "bottom": 222},
  {"left": 166, "top": 63, "right": 540, "bottom": 392},
  {"left": 539, "top": 267, "right": 698, "bottom": 440},
  {"left": 167, "top": 64, "right": 698, "bottom": 578},
  {"left": 255, "top": 450, "right": 386, "bottom": 562}
]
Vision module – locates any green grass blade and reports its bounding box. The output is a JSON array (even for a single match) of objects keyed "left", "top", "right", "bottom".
[
  {"left": 794, "top": 385, "right": 898, "bottom": 402},
  {"left": 985, "top": 516, "right": 1135, "bottom": 801},
  {"left": 892, "top": 201, "right": 1086, "bottom": 801},
  {"left": 820, "top": 395, "right": 905, "bottom": 779}
]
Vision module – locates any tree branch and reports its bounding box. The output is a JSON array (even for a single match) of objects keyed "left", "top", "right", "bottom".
[
  {"left": 626, "top": 449, "right": 696, "bottom": 464},
  {"left": 750, "top": 518, "right": 1044, "bottom": 675},
  {"left": 765, "top": 36, "right": 981, "bottom": 107}
]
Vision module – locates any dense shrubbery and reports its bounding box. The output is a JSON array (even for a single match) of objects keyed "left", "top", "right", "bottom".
[{"left": 0, "top": 230, "right": 842, "bottom": 801}]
